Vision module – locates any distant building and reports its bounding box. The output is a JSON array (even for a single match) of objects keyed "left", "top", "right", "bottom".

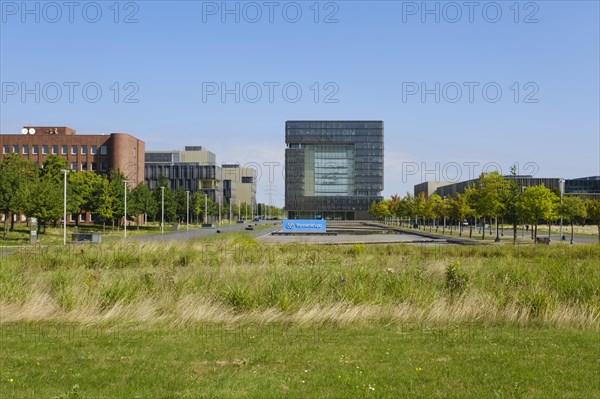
[
  {"left": 565, "top": 176, "right": 600, "bottom": 198},
  {"left": 144, "top": 147, "right": 258, "bottom": 208},
  {"left": 414, "top": 181, "right": 453, "bottom": 199},
  {"left": 285, "top": 121, "right": 384, "bottom": 220},
  {"left": 144, "top": 147, "right": 222, "bottom": 203},
  {"left": 415, "top": 175, "right": 600, "bottom": 199},
  {"left": 221, "top": 163, "right": 257, "bottom": 207},
  {"left": 0, "top": 126, "right": 145, "bottom": 186}
]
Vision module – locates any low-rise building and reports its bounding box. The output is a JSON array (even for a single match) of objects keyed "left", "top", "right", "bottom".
[{"left": 0, "top": 126, "right": 145, "bottom": 186}]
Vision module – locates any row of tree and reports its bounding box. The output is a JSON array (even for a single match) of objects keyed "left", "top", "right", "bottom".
[
  {"left": 369, "top": 169, "right": 600, "bottom": 243},
  {"left": 0, "top": 154, "right": 280, "bottom": 237}
]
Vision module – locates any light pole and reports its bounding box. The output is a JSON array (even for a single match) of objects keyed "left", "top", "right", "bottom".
[
  {"left": 204, "top": 193, "right": 208, "bottom": 225},
  {"left": 521, "top": 186, "right": 526, "bottom": 239},
  {"left": 123, "top": 180, "right": 128, "bottom": 239},
  {"left": 161, "top": 186, "right": 165, "bottom": 235},
  {"left": 559, "top": 178, "right": 565, "bottom": 240},
  {"left": 186, "top": 190, "right": 190, "bottom": 231},
  {"left": 218, "top": 195, "right": 222, "bottom": 226},
  {"left": 61, "top": 169, "right": 69, "bottom": 245}
]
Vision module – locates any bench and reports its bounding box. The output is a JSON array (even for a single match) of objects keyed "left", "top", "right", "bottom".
[
  {"left": 535, "top": 237, "right": 551, "bottom": 245},
  {"left": 71, "top": 233, "right": 102, "bottom": 244}
]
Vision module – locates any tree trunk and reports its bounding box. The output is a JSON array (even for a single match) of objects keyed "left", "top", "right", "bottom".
[
  {"left": 482, "top": 217, "right": 486, "bottom": 240},
  {"left": 3, "top": 212, "right": 7, "bottom": 239},
  {"left": 513, "top": 221, "right": 517, "bottom": 245},
  {"left": 570, "top": 221, "right": 574, "bottom": 244},
  {"left": 10, "top": 212, "right": 15, "bottom": 231}
]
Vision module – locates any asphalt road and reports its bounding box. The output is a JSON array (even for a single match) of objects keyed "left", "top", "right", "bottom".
[{"left": 130, "top": 221, "right": 281, "bottom": 243}]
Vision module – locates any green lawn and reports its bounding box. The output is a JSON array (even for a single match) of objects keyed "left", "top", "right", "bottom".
[
  {"left": 1, "top": 239, "right": 599, "bottom": 398},
  {"left": 1, "top": 323, "right": 598, "bottom": 399}
]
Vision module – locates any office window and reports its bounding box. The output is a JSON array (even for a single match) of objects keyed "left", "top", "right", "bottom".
[
  {"left": 13, "top": 145, "right": 19, "bottom": 153},
  {"left": 71, "top": 162, "right": 77, "bottom": 171},
  {"left": 80, "top": 214, "right": 86, "bottom": 222},
  {"left": 100, "top": 146, "right": 107, "bottom": 155},
  {"left": 52, "top": 145, "right": 58, "bottom": 154},
  {"left": 42, "top": 145, "right": 48, "bottom": 155},
  {"left": 23, "top": 145, "right": 29, "bottom": 155},
  {"left": 91, "top": 145, "right": 97, "bottom": 155},
  {"left": 32, "top": 145, "right": 39, "bottom": 155},
  {"left": 2, "top": 145, "right": 8, "bottom": 154},
  {"left": 71, "top": 145, "right": 77, "bottom": 155},
  {"left": 62, "top": 145, "right": 68, "bottom": 155},
  {"left": 91, "top": 162, "right": 97, "bottom": 172},
  {"left": 81, "top": 145, "right": 87, "bottom": 155},
  {"left": 81, "top": 162, "right": 87, "bottom": 171}
]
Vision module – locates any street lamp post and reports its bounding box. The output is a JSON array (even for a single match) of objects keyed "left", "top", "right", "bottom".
[
  {"left": 204, "top": 193, "right": 208, "bottom": 225},
  {"left": 521, "top": 186, "right": 526, "bottom": 239},
  {"left": 123, "top": 180, "right": 128, "bottom": 239},
  {"left": 161, "top": 187, "right": 165, "bottom": 235},
  {"left": 559, "top": 178, "right": 565, "bottom": 241},
  {"left": 61, "top": 169, "right": 69, "bottom": 245},
  {"left": 186, "top": 190, "right": 189, "bottom": 231}
]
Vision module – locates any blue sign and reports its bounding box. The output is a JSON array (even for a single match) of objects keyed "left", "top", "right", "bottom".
[{"left": 282, "top": 219, "right": 326, "bottom": 233}]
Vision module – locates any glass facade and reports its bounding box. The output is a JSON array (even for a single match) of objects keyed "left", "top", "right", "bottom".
[{"left": 285, "top": 121, "right": 384, "bottom": 220}]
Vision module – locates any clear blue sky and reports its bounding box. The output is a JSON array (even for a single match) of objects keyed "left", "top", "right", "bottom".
[{"left": 1, "top": 1, "right": 599, "bottom": 206}]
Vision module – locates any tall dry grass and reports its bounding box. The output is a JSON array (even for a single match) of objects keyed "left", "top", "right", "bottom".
[{"left": 1, "top": 236, "right": 598, "bottom": 329}]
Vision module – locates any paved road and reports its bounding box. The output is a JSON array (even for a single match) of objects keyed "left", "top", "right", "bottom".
[
  {"left": 488, "top": 227, "right": 598, "bottom": 244},
  {"left": 130, "top": 221, "right": 281, "bottom": 243}
]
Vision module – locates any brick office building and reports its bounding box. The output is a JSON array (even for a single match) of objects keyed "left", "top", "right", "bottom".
[
  {"left": 1, "top": 126, "right": 145, "bottom": 224},
  {"left": 0, "top": 126, "right": 145, "bottom": 186}
]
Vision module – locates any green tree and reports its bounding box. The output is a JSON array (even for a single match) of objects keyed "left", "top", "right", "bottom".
[
  {"left": 519, "top": 185, "right": 558, "bottom": 241},
  {"left": 425, "top": 194, "right": 443, "bottom": 232},
  {"left": 15, "top": 171, "right": 63, "bottom": 234},
  {"left": 68, "top": 171, "right": 103, "bottom": 226},
  {"left": 96, "top": 177, "right": 115, "bottom": 231},
  {"left": 41, "top": 154, "right": 69, "bottom": 179},
  {"left": 502, "top": 165, "right": 523, "bottom": 244},
  {"left": 174, "top": 188, "right": 191, "bottom": 223},
  {"left": 559, "top": 195, "right": 587, "bottom": 244},
  {"left": 465, "top": 173, "right": 506, "bottom": 240},
  {"left": 448, "top": 193, "right": 471, "bottom": 236},
  {"left": 108, "top": 170, "right": 127, "bottom": 227},
  {"left": 129, "top": 183, "right": 157, "bottom": 226},
  {"left": 0, "top": 153, "right": 37, "bottom": 237},
  {"left": 153, "top": 176, "right": 177, "bottom": 224},
  {"left": 192, "top": 192, "right": 218, "bottom": 224},
  {"left": 585, "top": 199, "right": 600, "bottom": 242},
  {"left": 369, "top": 200, "right": 391, "bottom": 221}
]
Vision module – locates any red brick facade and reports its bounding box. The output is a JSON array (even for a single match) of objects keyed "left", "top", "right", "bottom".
[{"left": 0, "top": 126, "right": 144, "bottom": 186}]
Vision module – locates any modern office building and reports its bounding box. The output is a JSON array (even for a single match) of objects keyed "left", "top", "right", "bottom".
[
  {"left": 415, "top": 175, "right": 600, "bottom": 199},
  {"left": 414, "top": 181, "right": 453, "bottom": 199},
  {"left": 285, "top": 120, "right": 384, "bottom": 220},
  {"left": 144, "top": 147, "right": 222, "bottom": 203},
  {"left": 565, "top": 176, "right": 600, "bottom": 198},
  {"left": 0, "top": 126, "right": 145, "bottom": 186},
  {"left": 222, "top": 163, "right": 257, "bottom": 207},
  {"left": 144, "top": 148, "right": 258, "bottom": 207}
]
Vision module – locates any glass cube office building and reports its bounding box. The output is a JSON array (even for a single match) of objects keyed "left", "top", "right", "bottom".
[{"left": 285, "top": 121, "right": 384, "bottom": 220}]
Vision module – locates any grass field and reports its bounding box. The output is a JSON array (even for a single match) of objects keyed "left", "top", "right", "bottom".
[{"left": 1, "top": 235, "right": 599, "bottom": 398}]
